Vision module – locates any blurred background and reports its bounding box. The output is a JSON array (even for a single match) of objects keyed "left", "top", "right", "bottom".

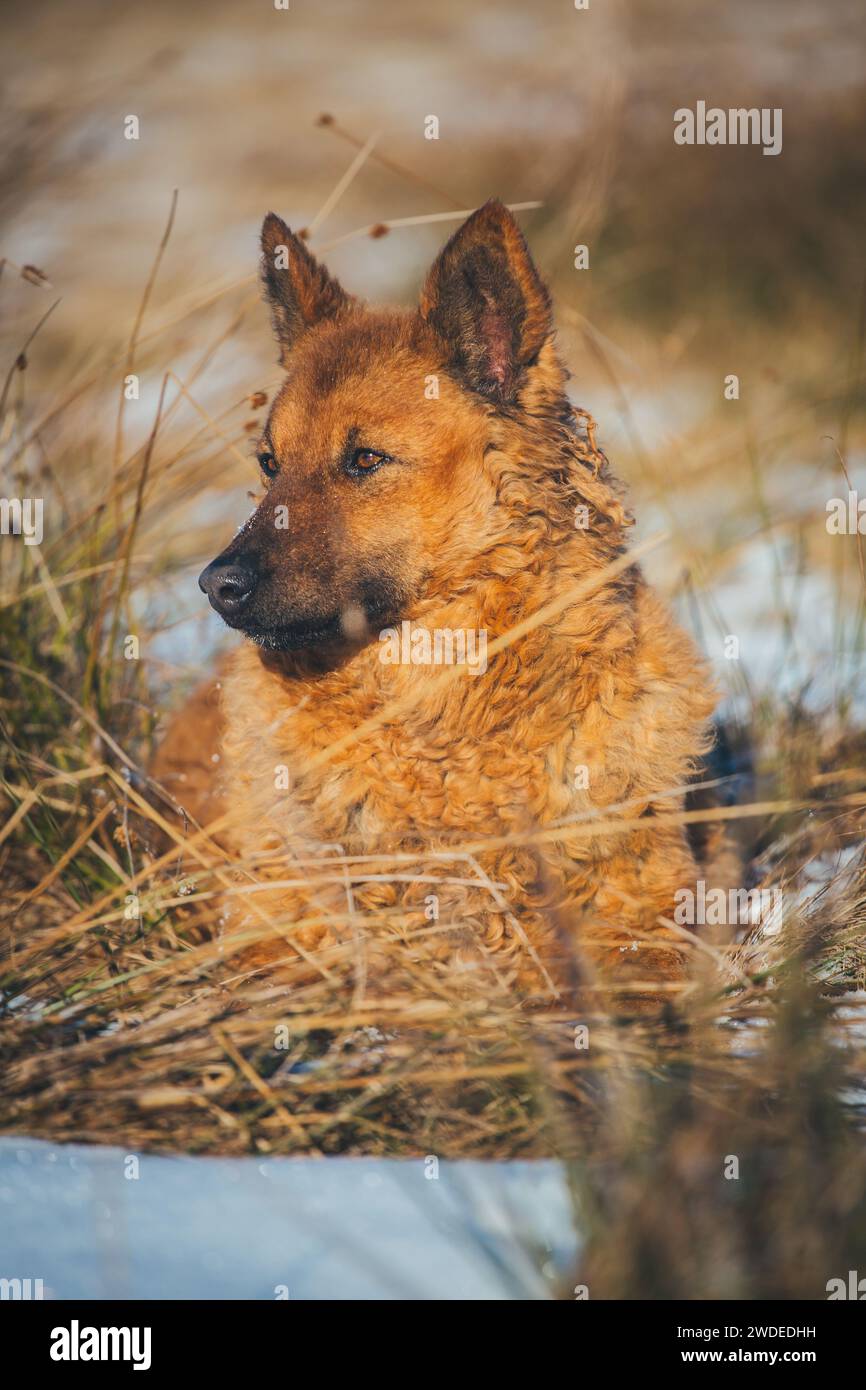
[
  {"left": 2, "top": 0, "right": 864, "bottom": 710},
  {"left": 2, "top": 0, "right": 866, "bottom": 1301}
]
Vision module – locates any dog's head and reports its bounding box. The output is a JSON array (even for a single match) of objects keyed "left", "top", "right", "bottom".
[{"left": 199, "top": 200, "right": 562, "bottom": 654}]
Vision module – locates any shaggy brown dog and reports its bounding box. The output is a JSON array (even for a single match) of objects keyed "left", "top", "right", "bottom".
[{"left": 153, "top": 200, "right": 717, "bottom": 1003}]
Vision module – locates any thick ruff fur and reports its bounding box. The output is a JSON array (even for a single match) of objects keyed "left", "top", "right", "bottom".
[{"left": 152, "top": 201, "right": 718, "bottom": 1004}]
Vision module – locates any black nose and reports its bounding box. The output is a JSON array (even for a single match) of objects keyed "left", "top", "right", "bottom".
[{"left": 198, "top": 560, "right": 256, "bottom": 618}]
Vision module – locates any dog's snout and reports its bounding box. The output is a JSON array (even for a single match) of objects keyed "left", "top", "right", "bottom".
[{"left": 198, "top": 560, "right": 257, "bottom": 618}]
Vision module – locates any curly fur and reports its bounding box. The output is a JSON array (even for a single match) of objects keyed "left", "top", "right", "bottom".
[{"left": 153, "top": 202, "right": 718, "bottom": 1004}]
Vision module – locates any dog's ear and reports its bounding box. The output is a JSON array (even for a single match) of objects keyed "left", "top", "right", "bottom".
[
  {"left": 260, "top": 213, "right": 353, "bottom": 364},
  {"left": 419, "top": 200, "right": 552, "bottom": 404}
]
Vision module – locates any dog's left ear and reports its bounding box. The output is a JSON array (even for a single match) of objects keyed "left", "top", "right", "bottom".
[
  {"left": 419, "top": 200, "right": 552, "bottom": 404},
  {"left": 260, "top": 213, "right": 353, "bottom": 365}
]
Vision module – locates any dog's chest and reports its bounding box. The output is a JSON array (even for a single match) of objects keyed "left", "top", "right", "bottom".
[
  {"left": 222, "top": 644, "right": 589, "bottom": 858},
  {"left": 268, "top": 712, "right": 552, "bottom": 848}
]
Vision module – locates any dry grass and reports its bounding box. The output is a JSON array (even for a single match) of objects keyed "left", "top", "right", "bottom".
[{"left": 2, "top": 1, "right": 866, "bottom": 1295}]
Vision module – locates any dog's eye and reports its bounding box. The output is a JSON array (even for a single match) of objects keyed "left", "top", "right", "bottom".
[
  {"left": 347, "top": 448, "right": 390, "bottom": 477},
  {"left": 257, "top": 451, "right": 279, "bottom": 478}
]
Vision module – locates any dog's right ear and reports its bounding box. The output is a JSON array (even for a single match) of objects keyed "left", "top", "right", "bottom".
[{"left": 260, "top": 213, "right": 353, "bottom": 365}]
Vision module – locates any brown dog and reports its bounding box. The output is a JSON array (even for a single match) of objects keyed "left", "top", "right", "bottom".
[{"left": 153, "top": 200, "right": 717, "bottom": 1003}]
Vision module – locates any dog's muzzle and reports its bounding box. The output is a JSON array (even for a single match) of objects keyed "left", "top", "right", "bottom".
[{"left": 198, "top": 559, "right": 257, "bottom": 622}]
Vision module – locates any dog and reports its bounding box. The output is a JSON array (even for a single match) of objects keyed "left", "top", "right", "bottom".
[{"left": 152, "top": 200, "right": 718, "bottom": 1004}]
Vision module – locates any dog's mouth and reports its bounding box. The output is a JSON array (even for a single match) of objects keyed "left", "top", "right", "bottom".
[
  {"left": 240, "top": 612, "right": 347, "bottom": 652},
  {"left": 239, "top": 597, "right": 400, "bottom": 653}
]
